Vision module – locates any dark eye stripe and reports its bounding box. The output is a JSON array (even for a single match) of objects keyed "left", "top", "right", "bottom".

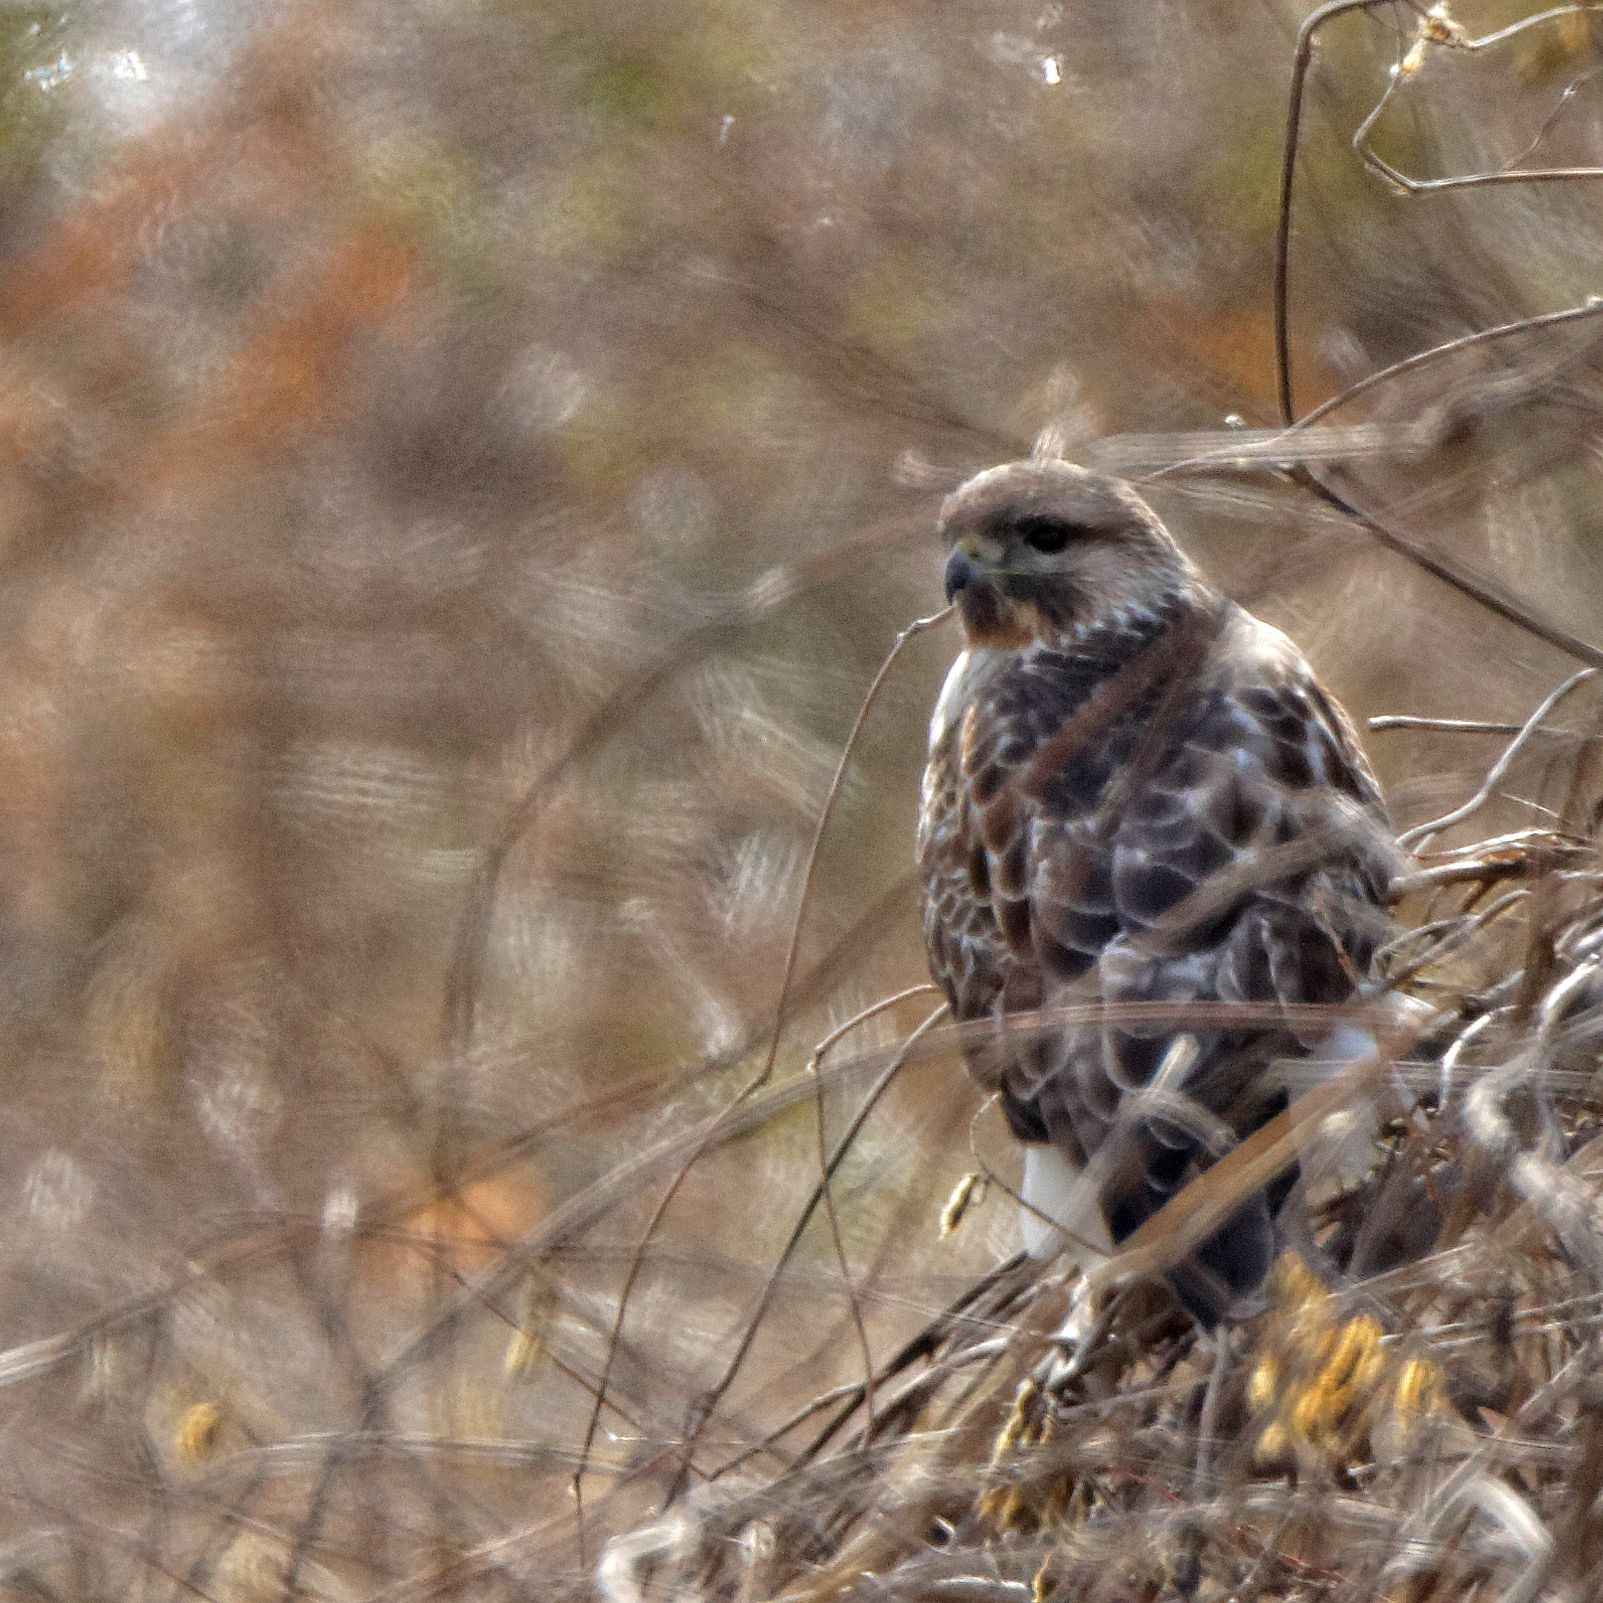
[{"left": 1013, "top": 515, "right": 1074, "bottom": 554}]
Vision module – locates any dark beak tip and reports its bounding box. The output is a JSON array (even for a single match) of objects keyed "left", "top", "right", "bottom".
[{"left": 943, "top": 550, "right": 977, "bottom": 605}]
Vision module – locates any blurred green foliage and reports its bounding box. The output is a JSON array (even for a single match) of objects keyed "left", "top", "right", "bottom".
[{"left": 0, "top": 9, "right": 70, "bottom": 186}]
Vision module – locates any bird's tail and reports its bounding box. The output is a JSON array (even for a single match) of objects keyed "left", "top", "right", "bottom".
[
  {"left": 1016, "top": 1135, "right": 1283, "bottom": 1325},
  {"left": 1158, "top": 1191, "right": 1281, "bottom": 1328},
  {"left": 1101, "top": 1112, "right": 1299, "bottom": 1328}
]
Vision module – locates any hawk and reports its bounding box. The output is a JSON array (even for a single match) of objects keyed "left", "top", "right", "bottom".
[{"left": 917, "top": 459, "right": 1394, "bottom": 1323}]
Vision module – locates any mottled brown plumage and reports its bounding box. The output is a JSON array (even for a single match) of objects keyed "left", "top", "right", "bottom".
[{"left": 917, "top": 460, "right": 1394, "bottom": 1322}]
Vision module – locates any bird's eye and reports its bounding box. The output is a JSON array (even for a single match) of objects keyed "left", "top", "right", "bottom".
[{"left": 1014, "top": 515, "right": 1073, "bottom": 554}]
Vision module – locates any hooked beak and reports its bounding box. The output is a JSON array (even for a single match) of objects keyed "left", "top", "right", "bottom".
[{"left": 943, "top": 547, "right": 983, "bottom": 604}]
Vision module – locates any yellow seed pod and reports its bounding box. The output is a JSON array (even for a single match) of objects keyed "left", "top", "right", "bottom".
[
  {"left": 1255, "top": 1420, "right": 1290, "bottom": 1464},
  {"left": 504, "top": 1276, "right": 554, "bottom": 1378},
  {"left": 1246, "top": 1351, "right": 1279, "bottom": 1414},
  {"left": 504, "top": 1325, "right": 544, "bottom": 1377},
  {"left": 940, "top": 1172, "right": 984, "bottom": 1238},
  {"left": 979, "top": 1483, "right": 1027, "bottom": 1530},
  {"left": 1350, "top": 1327, "right": 1391, "bottom": 1399},
  {"left": 1289, "top": 1375, "right": 1335, "bottom": 1443},
  {"left": 1292, "top": 1315, "right": 1382, "bottom": 1443},
  {"left": 1031, "top": 1553, "right": 1057, "bottom": 1603},
  {"left": 993, "top": 1486, "right": 1027, "bottom": 1533},
  {"left": 990, "top": 1377, "right": 1038, "bottom": 1464},
  {"left": 176, "top": 1401, "right": 224, "bottom": 1465},
  {"left": 1268, "top": 1252, "right": 1327, "bottom": 1316},
  {"left": 1392, "top": 1356, "right": 1448, "bottom": 1430},
  {"left": 1037, "top": 1478, "right": 1070, "bottom": 1531},
  {"left": 1422, "top": 2, "right": 1466, "bottom": 46},
  {"left": 1321, "top": 1314, "right": 1384, "bottom": 1396}
]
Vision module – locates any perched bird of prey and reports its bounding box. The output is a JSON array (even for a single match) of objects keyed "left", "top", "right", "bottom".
[{"left": 918, "top": 460, "right": 1394, "bottom": 1323}]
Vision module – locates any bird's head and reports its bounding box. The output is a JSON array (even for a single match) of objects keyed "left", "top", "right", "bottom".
[{"left": 937, "top": 460, "right": 1201, "bottom": 648}]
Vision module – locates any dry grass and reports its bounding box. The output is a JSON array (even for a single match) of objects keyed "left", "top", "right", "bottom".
[
  {"left": 593, "top": 786, "right": 1603, "bottom": 1603},
  {"left": 4, "top": 3, "right": 1603, "bottom": 1601}
]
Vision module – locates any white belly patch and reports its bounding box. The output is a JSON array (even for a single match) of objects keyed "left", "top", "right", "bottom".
[{"left": 1019, "top": 1145, "right": 1114, "bottom": 1263}]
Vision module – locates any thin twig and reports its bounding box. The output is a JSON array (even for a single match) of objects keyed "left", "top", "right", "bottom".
[
  {"left": 808, "top": 983, "right": 941, "bottom": 1445},
  {"left": 673, "top": 1002, "right": 950, "bottom": 1500},
  {"left": 1136, "top": 299, "right": 1603, "bottom": 486},
  {"left": 1354, "top": 5, "right": 1603, "bottom": 194},
  {"left": 438, "top": 511, "right": 931, "bottom": 1062},
  {"left": 1398, "top": 669, "right": 1597, "bottom": 850},
  {"left": 1292, "top": 467, "right": 1603, "bottom": 671},
  {"left": 761, "top": 606, "right": 953, "bottom": 1092},
  {"left": 1373, "top": 714, "right": 1603, "bottom": 737},
  {"left": 1276, "top": 0, "right": 1398, "bottom": 426},
  {"left": 578, "top": 609, "right": 951, "bottom": 1516}
]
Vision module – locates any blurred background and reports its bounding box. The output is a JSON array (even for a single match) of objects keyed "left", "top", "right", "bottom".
[{"left": 2, "top": 0, "right": 1603, "bottom": 1594}]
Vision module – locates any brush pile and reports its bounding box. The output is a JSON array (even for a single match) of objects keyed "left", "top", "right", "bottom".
[{"left": 599, "top": 690, "right": 1603, "bottom": 1603}]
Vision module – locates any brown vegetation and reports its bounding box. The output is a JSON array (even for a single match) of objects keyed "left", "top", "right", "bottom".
[{"left": 3, "top": 2, "right": 1603, "bottom": 1599}]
